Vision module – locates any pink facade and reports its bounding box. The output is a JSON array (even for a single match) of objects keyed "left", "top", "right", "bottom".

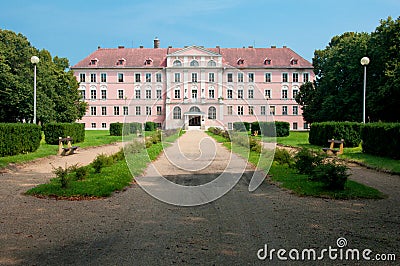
[{"left": 72, "top": 42, "right": 314, "bottom": 130}]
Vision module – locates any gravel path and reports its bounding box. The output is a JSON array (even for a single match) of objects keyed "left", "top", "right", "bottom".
[{"left": 0, "top": 132, "right": 399, "bottom": 265}]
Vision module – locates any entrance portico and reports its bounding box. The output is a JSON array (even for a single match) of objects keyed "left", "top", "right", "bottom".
[{"left": 184, "top": 111, "right": 205, "bottom": 130}]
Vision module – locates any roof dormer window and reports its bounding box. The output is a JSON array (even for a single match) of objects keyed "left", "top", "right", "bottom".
[
  {"left": 117, "top": 58, "right": 126, "bottom": 66},
  {"left": 237, "top": 58, "right": 245, "bottom": 65},
  {"left": 90, "top": 58, "right": 98, "bottom": 65},
  {"left": 290, "top": 58, "right": 298, "bottom": 65},
  {"left": 264, "top": 58, "right": 271, "bottom": 65},
  {"left": 144, "top": 58, "right": 153, "bottom": 65}
]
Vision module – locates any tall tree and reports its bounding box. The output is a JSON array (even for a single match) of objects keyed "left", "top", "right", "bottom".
[{"left": 0, "top": 29, "right": 87, "bottom": 124}]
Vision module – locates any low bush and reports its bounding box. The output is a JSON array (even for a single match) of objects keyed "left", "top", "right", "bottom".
[
  {"left": 129, "top": 122, "right": 142, "bottom": 134},
  {"left": 145, "top": 122, "right": 157, "bottom": 131},
  {"left": 273, "top": 148, "right": 293, "bottom": 166},
  {"left": 361, "top": 122, "right": 400, "bottom": 159},
  {"left": 51, "top": 163, "right": 78, "bottom": 188},
  {"left": 110, "top": 123, "right": 128, "bottom": 136},
  {"left": 256, "top": 121, "right": 290, "bottom": 137},
  {"left": 0, "top": 123, "right": 42, "bottom": 156},
  {"left": 275, "top": 121, "right": 290, "bottom": 137},
  {"left": 251, "top": 121, "right": 260, "bottom": 135},
  {"left": 309, "top": 122, "right": 362, "bottom": 147},
  {"left": 43, "top": 123, "right": 85, "bottom": 144},
  {"left": 92, "top": 153, "right": 114, "bottom": 173},
  {"left": 233, "top": 122, "right": 250, "bottom": 132},
  {"left": 74, "top": 166, "right": 89, "bottom": 181},
  {"left": 312, "top": 162, "right": 349, "bottom": 190},
  {"left": 294, "top": 148, "right": 325, "bottom": 176}
]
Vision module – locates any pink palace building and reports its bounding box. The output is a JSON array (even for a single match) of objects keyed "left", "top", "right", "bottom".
[{"left": 71, "top": 38, "right": 314, "bottom": 131}]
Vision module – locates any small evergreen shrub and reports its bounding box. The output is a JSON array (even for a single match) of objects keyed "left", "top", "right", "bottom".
[
  {"left": 233, "top": 122, "right": 250, "bottom": 132},
  {"left": 43, "top": 123, "right": 85, "bottom": 144},
  {"left": 145, "top": 122, "right": 157, "bottom": 131},
  {"left": 257, "top": 121, "right": 289, "bottom": 137},
  {"left": 361, "top": 122, "right": 400, "bottom": 159},
  {"left": 275, "top": 121, "right": 290, "bottom": 137},
  {"left": 273, "top": 148, "right": 293, "bottom": 166},
  {"left": 74, "top": 166, "right": 89, "bottom": 181},
  {"left": 251, "top": 121, "right": 260, "bottom": 135},
  {"left": 294, "top": 148, "right": 325, "bottom": 176},
  {"left": 312, "top": 162, "right": 349, "bottom": 190},
  {"left": 309, "top": 122, "right": 362, "bottom": 147},
  {"left": 0, "top": 123, "right": 41, "bottom": 156},
  {"left": 51, "top": 163, "right": 77, "bottom": 188},
  {"left": 92, "top": 154, "right": 113, "bottom": 173},
  {"left": 109, "top": 123, "right": 127, "bottom": 136},
  {"left": 129, "top": 122, "right": 142, "bottom": 134}
]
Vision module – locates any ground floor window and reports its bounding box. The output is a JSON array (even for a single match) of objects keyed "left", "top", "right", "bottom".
[
  {"left": 173, "top": 106, "right": 181, "bottom": 119},
  {"left": 91, "top": 123, "right": 96, "bottom": 128},
  {"left": 208, "top": 106, "right": 216, "bottom": 119},
  {"left": 304, "top": 123, "right": 309, "bottom": 129},
  {"left": 228, "top": 122, "right": 233, "bottom": 130},
  {"left": 157, "top": 106, "right": 162, "bottom": 115},
  {"left": 102, "top": 123, "right": 107, "bottom": 128},
  {"left": 293, "top": 122, "right": 298, "bottom": 130}
]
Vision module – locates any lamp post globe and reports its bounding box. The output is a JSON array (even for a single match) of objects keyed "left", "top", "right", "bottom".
[
  {"left": 31, "top": 56, "right": 39, "bottom": 124},
  {"left": 361, "top": 57, "right": 369, "bottom": 123},
  {"left": 360, "top": 56, "right": 370, "bottom": 66}
]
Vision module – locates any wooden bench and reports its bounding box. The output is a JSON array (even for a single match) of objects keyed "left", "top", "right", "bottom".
[
  {"left": 58, "top": 136, "right": 79, "bottom": 156},
  {"left": 322, "top": 139, "right": 344, "bottom": 155}
]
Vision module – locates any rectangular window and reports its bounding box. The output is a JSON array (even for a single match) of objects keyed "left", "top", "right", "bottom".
[
  {"left": 192, "top": 89, "right": 198, "bottom": 99},
  {"left": 145, "top": 73, "right": 151, "bottom": 83},
  {"left": 136, "top": 106, "right": 141, "bottom": 115},
  {"left": 101, "top": 90, "right": 106, "bottom": 100},
  {"left": 101, "top": 106, "right": 107, "bottom": 116},
  {"left": 135, "top": 90, "right": 141, "bottom": 99},
  {"left": 293, "top": 73, "right": 299, "bottom": 83},
  {"left": 265, "top": 73, "right": 271, "bottom": 83},
  {"left": 293, "top": 89, "right": 299, "bottom": 99},
  {"left": 238, "top": 73, "right": 244, "bottom": 83},
  {"left": 146, "top": 106, "right": 151, "bottom": 115},
  {"left": 156, "top": 106, "right": 162, "bottom": 115},
  {"left": 91, "top": 90, "right": 96, "bottom": 100},
  {"left": 192, "top": 73, "right": 198, "bottom": 83},
  {"left": 118, "top": 73, "right": 124, "bottom": 82},
  {"left": 123, "top": 106, "right": 128, "bottom": 116},
  {"left": 265, "top": 89, "right": 271, "bottom": 98},
  {"left": 146, "top": 89, "right": 152, "bottom": 99},
  {"left": 90, "top": 106, "right": 96, "bottom": 116},
  {"left": 227, "top": 73, "right": 233, "bottom": 83},
  {"left": 261, "top": 106, "right": 266, "bottom": 115},
  {"left": 174, "top": 89, "right": 180, "bottom": 99},
  {"left": 293, "top": 106, "right": 298, "bottom": 115},
  {"left": 209, "top": 73, "right": 215, "bottom": 83},
  {"left": 156, "top": 73, "right": 162, "bottom": 83},
  {"left": 228, "top": 122, "right": 233, "bottom": 130},
  {"left": 248, "top": 106, "right": 254, "bottom": 115},
  {"left": 135, "top": 73, "right": 141, "bottom": 83},
  {"left": 237, "top": 106, "right": 244, "bottom": 115},
  {"left": 80, "top": 73, "right": 86, "bottom": 82},
  {"left": 174, "top": 73, "right": 180, "bottom": 82},
  {"left": 282, "top": 73, "right": 288, "bottom": 82},
  {"left": 91, "top": 123, "right": 96, "bottom": 128},
  {"left": 227, "top": 89, "right": 233, "bottom": 99},
  {"left": 248, "top": 73, "right": 254, "bottom": 82},
  {"left": 248, "top": 89, "right": 254, "bottom": 99},
  {"left": 118, "top": 89, "right": 124, "bottom": 99},
  {"left": 270, "top": 106, "right": 276, "bottom": 115},
  {"left": 156, "top": 89, "right": 162, "bottom": 99},
  {"left": 304, "top": 123, "right": 309, "bottom": 129},
  {"left": 80, "top": 90, "right": 86, "bottom": 100},
  {"left": 114, "top": 106, "right": 120, "bottom": 116},
  {"left": 282, "top": 90, "right": 288, "bottom": 99},
  {"left": 282, "top": 106, "right": 288, "bottom": 115},
  {"left": 227, "top": 106, "right": 233, "bottom": 115},
  {"left": 102, "top": 123, "right": 107, "bottom": 129},
  {"left": 90, "top": 73, "right": 96, "bottom": 83},
  {"left": 293, "top": 122, "right": 298, "bottom": 130},
  {"left": 303, "top": 73, "right": 309, "bottom": 82},
  {"left": 238, "top": 90, "right": 243, "bottom": 99},
  {"left": 100, "top": 73, "right": 107, "bottom": 82},
  {"left": 209, "top": 89, "right": 215, "bottom": 99}
]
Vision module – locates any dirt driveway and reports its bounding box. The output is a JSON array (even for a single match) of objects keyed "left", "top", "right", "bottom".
[{"left": 0, "top": 131, "right": 399, "bottom": 265}]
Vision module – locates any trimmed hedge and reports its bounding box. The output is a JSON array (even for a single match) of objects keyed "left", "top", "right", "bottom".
[
  {"left": 110, "top": 123, "right": 126, "bottom": 136},
  {"left": 0, "top": 123, "right": 42, "bottom": 156},
  {"left": 309, "top": 122, "right": 362, "bottom": 147},
  {"left": 145, "top": 121, "right": 157, "bottom": 131},
  {"left": 361, "top": 123, "right": 400, "bottom": 159},
  {"left": 43, "top": 123, "right": 85, "bottom": 145},
  {"left": 233, "top": 122, "right": 250, "bottom": 132},
  {"left": 129, "top": 122, "right": 142, "bottom": 134},
  {"left": 252, "top": 121, "right": 290, "bottom": 137}
]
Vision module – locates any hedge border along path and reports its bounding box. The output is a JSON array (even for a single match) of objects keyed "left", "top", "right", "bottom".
[
  {"left": 0, "top": 123, "right": 41, "bottom": 156},
  {"left": 43, "top": 123, "right": 85, "bottom": 145}
]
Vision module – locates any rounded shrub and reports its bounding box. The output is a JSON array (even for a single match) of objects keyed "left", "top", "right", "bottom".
[{"left": 0, "top": 123, "right": 42, "bottom": 156}]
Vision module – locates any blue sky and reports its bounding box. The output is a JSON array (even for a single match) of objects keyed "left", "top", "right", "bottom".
[{"left": 1, "top": 0, "right": 399, "bottom": 65}]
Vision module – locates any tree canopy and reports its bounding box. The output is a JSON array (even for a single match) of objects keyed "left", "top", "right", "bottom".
[
  {"left": 0, "top": 29, "right": 87, "bottom": 124},
  {"left": 296, "top": 16, "right": 400, "bottom": 123}
]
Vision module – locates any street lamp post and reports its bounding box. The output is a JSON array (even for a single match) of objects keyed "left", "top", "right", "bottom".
[
  {"left": 360, "top": 57, "right": 370, "bottom": 123},
  {"left": 31, "top": 56, "right": 40, "bottom": 124}
]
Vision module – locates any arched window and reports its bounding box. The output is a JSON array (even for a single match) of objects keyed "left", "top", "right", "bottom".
[
  {"left": 173, "top": 106, "right": 181, "bottom": 119},
  {"left": 207, "top": 60, "right": 216, "bottom": 67},
  {"left": 173, "top": 60, "right": 182, "bottom": 67},
  {"left": 189, "top": 106, "right": 200, "bottom": 113},
  {"left": 190, "top": 60, "right": 199, "bottom": 67},
  {"left": 208, "top": 106, "right": 216, "bottom": 119}
]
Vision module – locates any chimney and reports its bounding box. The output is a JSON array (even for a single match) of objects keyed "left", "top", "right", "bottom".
[
  {"left": 271, "top": 45, "right": 276, "bottom": 48},
  {"left": 97, "top": 46, "right": 101, "bottom": 49},
  {"left": 248, "top": 45, "right": 253, "bottom": 48},
  {"left": 283, "top": 45, "right": 287, "bottom": 48},
  {"left": 154, "top": 37, "right": 160, "bottom": 48},
  {"left": 139, "top": 45, "right": 144, "bottom": 48},
  {"left": 118, "top": 45, "right": 124, "bottom": 49},
  {"left": 168, "top": 45, "right": 172, "bottom": 48}
]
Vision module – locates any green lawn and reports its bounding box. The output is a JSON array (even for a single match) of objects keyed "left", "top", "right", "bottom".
[
  {"left": 208, "top": 131, "right": 385, "bottom": 199},
  {"left": 0, "top": 130, "right": 125, "bottom": 169}
]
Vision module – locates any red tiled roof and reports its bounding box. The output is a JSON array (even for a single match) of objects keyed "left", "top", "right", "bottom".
[{"left": 72, "top": 46, "right": 312, "bottom": 69}]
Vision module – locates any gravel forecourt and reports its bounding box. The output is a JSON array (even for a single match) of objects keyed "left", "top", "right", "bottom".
[{"left": 0, "top": 131, "right": 399, "bottom": 265}]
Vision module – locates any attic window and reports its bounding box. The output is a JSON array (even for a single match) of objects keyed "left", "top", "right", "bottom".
[
  {"left": 290, "top": 58, "right": 298, "bottom": 65},
  {"left": 144, "top": 58, "right": 153, "bottom": 65},
  {"left": 90, "top": 58, "right": 98, "bottom": 65},
  {"left": 264, "top": 58, "right": 271, "bottom": 65},
  {"left": 237, "top": 58, "right": 244, "bottom": 65},
  {"left": 117, "top": 58, "right": 126, "bottom": 65}
]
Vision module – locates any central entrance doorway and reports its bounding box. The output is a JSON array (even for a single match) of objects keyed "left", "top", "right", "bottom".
[{"left": 189, "top": 116, "right": 201, "bottom": 126}]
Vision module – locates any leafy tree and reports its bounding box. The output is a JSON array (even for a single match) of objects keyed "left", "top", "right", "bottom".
[{"left": 0, "top": 29, "right": 87, "bottom": 124}]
